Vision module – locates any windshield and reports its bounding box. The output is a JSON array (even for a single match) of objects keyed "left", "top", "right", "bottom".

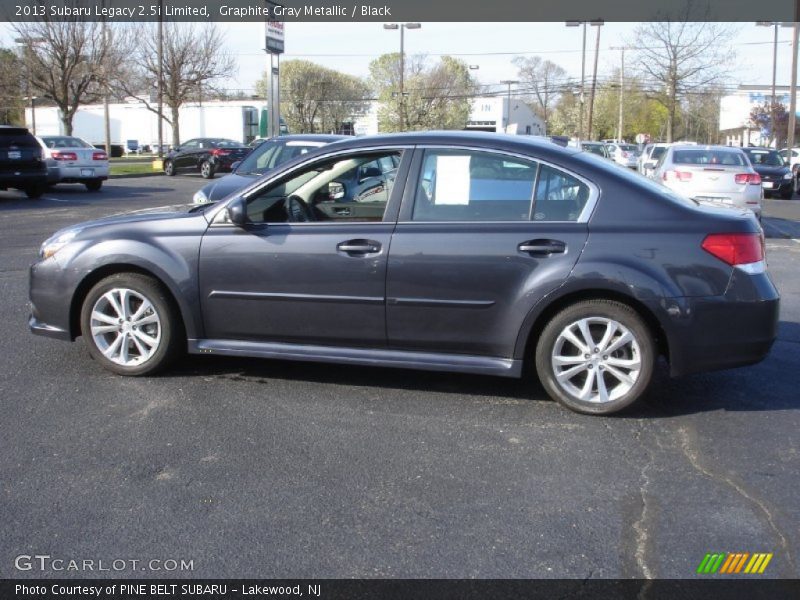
[
  {"left": 236, "top": 140, "right": 324, "bottom": 175},
  {"left": 41, "top": 136, "right": 93, "bottom": 149},
  {"left": 744, "top": 149, "right": 783, "bottom": 167},
  {"left": 582, "top": 143, "right": 606, "bottom": 156}
]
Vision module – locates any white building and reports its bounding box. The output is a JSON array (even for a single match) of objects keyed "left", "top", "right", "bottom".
[{"left": 719, "top": 85, "right": 795, "bottom": 147}]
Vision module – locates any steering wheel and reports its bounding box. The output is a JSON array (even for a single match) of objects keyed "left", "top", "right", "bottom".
[{"left": 285, "top": 195, "right": 314, "bottom": 223}]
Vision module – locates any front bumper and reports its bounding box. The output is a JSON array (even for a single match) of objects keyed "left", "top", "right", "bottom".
[
  {"left": 660, "top": 267, "right": 779, "bottom": 377},
  {"left": 761, "top": 179, "right": 792, "bottom": 196},
  {"left": 29, "top": 258, "right": 76, "bottom": 342}
]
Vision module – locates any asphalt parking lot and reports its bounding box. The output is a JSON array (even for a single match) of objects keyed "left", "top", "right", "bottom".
[{"left": 1, "top": 176, "right": 798, "bottom": 579}]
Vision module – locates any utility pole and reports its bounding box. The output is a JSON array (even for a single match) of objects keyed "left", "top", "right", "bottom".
[
  {"left": 566, "top": 20, "right": 602, "bottom": 140},
  {"left": 102, "top": 0, "right": 111, "bottom": 156},
  {"left": 384, "top": 23, "right": 421, "bottom": 132},
  {"left": 587, "top": 23, "right": 602, "bottom": 140},
  {"left": 611, "top": 46, "right": 625, "bottom": 142},
  {"left": 789, "top": 22, "right": 799, "bottom": 154},
  {"left": 500, "top": 80, "right": 519, "bottom": 132}
]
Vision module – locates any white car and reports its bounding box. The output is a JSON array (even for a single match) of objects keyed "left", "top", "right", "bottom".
[
  {"left": 37, "top": 135, "right": 109, "bottom": 192},
  {"left": 638, "top": 143, "right": 670, "bottom": 177},
  {"left": 654, "top": 145, "right": 763, "bottom": 219},
  {"left": 606, "top": 143, "right": 640, "bottom": 169}
]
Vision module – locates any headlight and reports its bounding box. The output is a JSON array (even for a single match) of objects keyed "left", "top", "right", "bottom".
[
  {"left": 193, "top": 189, "right": 209, "bottom": 204},
  {"left": 39, "top": 230, "right": 78, "bottom": 260},
  {"left": 784, "top": 172, "right": 793, "bottom": 180}
]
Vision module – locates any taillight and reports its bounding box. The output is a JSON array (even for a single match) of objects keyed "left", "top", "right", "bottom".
[
  {"left": 210, "top": 148, "right": 231, "bottom": 156},
  {"left": 621, "top": 151, "right": 629, "bottom": 158},
  {"left": 51, "top": 151, "right": 78, "bottom": 161},
  {"left": 663, "top": 170, "right": 693, "bottom": 182},
  {"left": 701, "top": 233, "right": 764, "bottom": 266},
  {"left": 92, "top": 151, "right": 107, "bottom": 161},
  {"left": 734, "top": 173, "right": 762, "bottom": 185}
]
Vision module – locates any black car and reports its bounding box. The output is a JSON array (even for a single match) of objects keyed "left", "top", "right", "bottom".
[
  {"left": 163, "top": 138, "right": 251, "bottom": 179},
  {"left": 0, "top": 126, "right": 48, "bottom": 198},
  {"left": 742, "top": 147, "right": 793, "bottom": 199},
  {"left": 193, "top": 134, "right": 348, "bottom": 204},
  {"left": 29, "top": 132, "right": 779, "bottom": 415}
]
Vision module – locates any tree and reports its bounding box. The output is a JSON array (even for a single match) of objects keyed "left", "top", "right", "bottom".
[
  {"left": 112, "top": 23, "right": 234, "bottom": 147},
  {"left": 750, "top": 101, "right": 789, "bottom": 148},
  {"left": 255, "top": 60, "right": 371, "bottom": 134},
  {"left": 0, "top": 49, "right": 24, "bottom": 126},
  {"left": 512, "top": 56, "right": 567, "bottom": 128},
  {"left": 14, "top": 19, "right": 116, "bottom": 135},
  {"left": 632, "top": 13, "right": 735, "bottom": 142},
  {"left": 370, "top": 54, "right": 476, "bottom": 132}
]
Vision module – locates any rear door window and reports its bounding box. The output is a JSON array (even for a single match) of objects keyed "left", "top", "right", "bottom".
[{"left": 411, "top": 149, "right": 537, "bottom": 222}]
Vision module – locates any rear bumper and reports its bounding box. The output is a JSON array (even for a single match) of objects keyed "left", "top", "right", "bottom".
[
  {"left": 48, "top": 165, "right": 109, "bottom": 183},
  {"left": 0, "top": 171, "right": 47, "bottom": 188},
  {"left": 660, "top": 268, "right": 779, "bottom": 377}
]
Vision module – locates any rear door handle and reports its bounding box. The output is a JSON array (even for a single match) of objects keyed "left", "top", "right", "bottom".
[
  {"left": 518, "top": 239, "right": 567, "bottom": 256},
  {"left": 337, "top": 239, "right": 382, "bottom": 254}
]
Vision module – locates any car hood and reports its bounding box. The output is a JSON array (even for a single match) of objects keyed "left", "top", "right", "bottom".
[
  {"left": 49, "top": 204, "right": 208, "bottom": 239},
  {"left": 199, "top": 172, "right": 260, "bottom": 202}
]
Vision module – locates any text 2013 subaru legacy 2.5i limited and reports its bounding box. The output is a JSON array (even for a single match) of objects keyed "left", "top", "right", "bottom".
[{"left": 29, "top": 132, "right": 779, "bottom": 415}]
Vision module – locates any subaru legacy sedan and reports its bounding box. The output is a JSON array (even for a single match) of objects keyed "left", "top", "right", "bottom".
[{"left": 29, "top": 132, "right": 779, "bottom": 415}]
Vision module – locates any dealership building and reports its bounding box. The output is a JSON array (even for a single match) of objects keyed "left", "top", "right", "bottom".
[{"left": 719, "top": 84, "right": 794, "bottom": 147}]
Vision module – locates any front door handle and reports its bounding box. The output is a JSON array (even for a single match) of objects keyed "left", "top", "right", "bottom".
[
  {"left": 337, "top": 239, "right": 382, "bottom": 254},
  {"left": 518, "top": 239, "right": 567, "bottom": 256}
]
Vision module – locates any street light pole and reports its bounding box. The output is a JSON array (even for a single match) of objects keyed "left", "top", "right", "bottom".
[
  {"left": 757, "top": 22, "right": 781, "bottom": 146},
  {"left": 157, "top": 0, "right": 164, "bottom": 157},
  {"left": 788, "top": 22, "right": 799, "bottom": 155},
  {"left": 384, "top": 23, "right": 421, "bottom": 132},
  {"left": 566, "top": 20, "right": 602, "bottom": 140},
  {"left": 500, "top": 80, "right": 519, "bottom": 132},
  {"left": 587, "top": 22, "right": 603, "bottom": 140}
]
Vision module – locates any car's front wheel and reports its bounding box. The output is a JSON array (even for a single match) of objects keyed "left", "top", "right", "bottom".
[
  {"left": 80, "top": 273, "right": 183, "bottom": 376},
  {"left": 163, "top": 160, "right": 176, "bottom": 176},
  {"left": 535, "top": 300, "right": 655, "bottom": 415}
]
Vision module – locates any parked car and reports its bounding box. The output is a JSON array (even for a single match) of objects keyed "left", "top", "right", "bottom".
[
  {"left": 638, "top": 143, "right": 670, "bottom": 177},
  {"left": 606, "top": 143, "right": 640, "bottom": 169},
  {"left": 193, "top": 134, "right": 347, "bottom": 204},
  {"left": 29, "top": 132, "right": 778, "bottom": 415},
  {"left": 163, "top": 138, "right": 251, "bottom": 179},
  {"left": 568, "top": 140, "right": 611, "bottom": 160},
  {"left": 653, "top": 145, "right": 763, "bottom": 219},
  {"left": 0, "top": 126, "right": 48, "bottom": 198},
  {"left": 125, "top": 140, "right": 140, "bottom": 155},
  {"left": 39, "top": 136, "right": 109, "bottom": 192},
  {"left": 742, "top": 147, "right": 793, "bottom": 200}
]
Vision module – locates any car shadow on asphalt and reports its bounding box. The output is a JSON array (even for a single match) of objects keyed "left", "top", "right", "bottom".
[
  {"left": 763, "top": 216, "right": 800, "bottom": 239},
  {"left": 164, "top": 321, "right": 799, "bottom": 418}
]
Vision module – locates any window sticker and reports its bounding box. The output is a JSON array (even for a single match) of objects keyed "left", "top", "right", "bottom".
[{"left": 434, "top": 155, "right": 471, "bottom": 205}]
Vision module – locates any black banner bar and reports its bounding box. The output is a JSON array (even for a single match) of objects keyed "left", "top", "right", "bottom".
[
  {"left": 0, "top": 0, "right": 796, "bottom": 23},
  {"left": 3, "top": 579, "right": 800, "bottom": 600}
]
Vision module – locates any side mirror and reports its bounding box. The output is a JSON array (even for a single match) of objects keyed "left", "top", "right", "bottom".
[
  {"left": 230, "top": 160, "right": 241, "bottom": 172},
  {"left": 226, "top": 196, "right": 247, "bottom": 226},
  {"left": 359, "top": 166, "right": 382, "bottom": 182},
  {"left": 173, "top": 146, "right": 181, "bottom": 152},
  {"left": 645, "top": 160, "right": 657, "bottom": 169}
]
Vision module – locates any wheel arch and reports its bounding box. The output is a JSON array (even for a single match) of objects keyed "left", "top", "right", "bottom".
[
  {"left": 516, "top": 287, "right": 670, "bottom": 369},
  {"left": 69, "top": 263, "right": 195, "bottom": 342}
]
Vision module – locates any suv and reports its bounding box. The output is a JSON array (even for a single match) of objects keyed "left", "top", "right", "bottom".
[
  {"left": 0, "top": 126, "right": 48, "bottom": 198},
  {"left": 29, "top": 132, "right": 778, "bottom": 415}
]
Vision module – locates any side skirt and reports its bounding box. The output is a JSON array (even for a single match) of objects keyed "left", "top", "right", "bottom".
[{"left": 188, "top": 339, "right": 523, "bottom": 378}]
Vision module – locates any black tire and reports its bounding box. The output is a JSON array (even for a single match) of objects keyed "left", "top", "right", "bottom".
[
  {"left": 534, "top": 299, "right": 655, "bottom": 415},
  {"left": 85, "top": 179, "right": 103, "bottom": 192},
  {"left": 163, "top": 160, "right": 176, "bottom": 176},
  {"left": 25, "top": 185, "right": 44, "bottom": 199},
  {"left": 200, "top": 160, "right": 215, "bottom": 179},
  {"left": 80, "top": 273, "right": 184, "bottom": 376},
  {"left": 780, "top": 188, "right": 793, "bottom": 200}
]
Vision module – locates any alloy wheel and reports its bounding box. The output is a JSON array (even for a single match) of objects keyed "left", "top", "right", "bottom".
[{"left": 90, "top": 287, "right": 162, "bottom": 366}]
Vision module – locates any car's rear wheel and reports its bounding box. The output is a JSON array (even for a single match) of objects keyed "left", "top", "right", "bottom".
[
  {"left": 200, "top": 160, "right": 215, "bottom": 179},
  {"left": 80, "top": 273, "right": 183, "bottom": 376},
  {"left": 781, "top": 188, "right": 793, "bottom": 200},
  {"left": 25, "top": 185, "right": 44, "bottom": 199},
  {"left": 163, "top": 160, "right": 175, "bottom": 176},
  {"left": 535, "top": 300, "right": 655, "bottom": 415},
  {"left": 85, "top": 179, "right": 103, "bottom": 192}
]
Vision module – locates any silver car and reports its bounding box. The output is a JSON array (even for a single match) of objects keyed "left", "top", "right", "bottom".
[
  {"left": 606, "top": 143, "right": 639, "bottom": 169},
  {"left": 638, "top": 143, "right": 670, "bottom": 177},
  {"left": 654, "top": 145, "right": 763, "bottom": 219},
  {"left": 38, "top": 135, "right": 109, "bottom": 192}
]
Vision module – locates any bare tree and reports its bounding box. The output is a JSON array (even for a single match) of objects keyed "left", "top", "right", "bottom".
[
  {"left": 0, "top": 48, "right": 24, "bottom": 125},
  {"left": 632, "top": 8, "right": 735, "bottom": 142},
  {"left": 112, "top": 23, "right": 235, "bottom": 147},
  {"left": 512, "top": 56, "right": 567, "bottom": 128},
  {"left": 14, "top": 19, "right": 116, "bottom": 135}
]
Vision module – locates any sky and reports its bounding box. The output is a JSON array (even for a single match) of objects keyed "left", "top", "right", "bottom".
[{"left": 1, "top": 21, "right": 796, "bottom": 97}]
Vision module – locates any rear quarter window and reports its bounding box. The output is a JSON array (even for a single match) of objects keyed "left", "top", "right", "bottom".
[{"left": 0, "top": 129, "right": 38, "bottom": 149}]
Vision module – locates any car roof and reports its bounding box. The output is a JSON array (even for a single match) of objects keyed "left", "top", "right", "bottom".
[
  {"left": 320, "top": 131, "right": 581, "bottom": 160},
  {"left": 271, "top": 134, "right": 349, "bottom": 143}
]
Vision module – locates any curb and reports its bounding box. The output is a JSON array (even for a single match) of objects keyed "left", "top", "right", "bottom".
[{"left": 109, "top": 172, "right": 165, "bottom": 179}]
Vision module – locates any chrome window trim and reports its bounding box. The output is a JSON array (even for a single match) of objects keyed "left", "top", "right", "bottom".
[
  {"left": 400, "top": 144, "right": 599, "bottom": 225},
  {"left": 206, "top": 144, "right": 414, "bottom": 227}
]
